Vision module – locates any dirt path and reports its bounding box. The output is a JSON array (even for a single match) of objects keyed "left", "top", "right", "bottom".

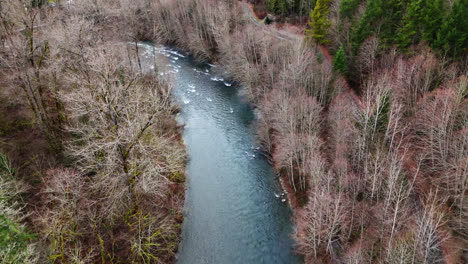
[
  {"left": 242, "top": 1, "right": 363, "bottom": 108},
  {"left": 243, "top": 2, "right": 300, "bottom": 42}
]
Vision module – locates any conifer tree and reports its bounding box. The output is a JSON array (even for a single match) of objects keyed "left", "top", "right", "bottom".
[
  {"left": 267, "top": 0, "right": 316, "bottom": 16},
  {"left": 422, "top": 0, "right": 444, "bottom": 43},
  {"left": 333, "top": 45, "right": 347, "bottom": 75},
  {"left": 295, "top": 0, "right": 316, "bottom": 16},
  {"left": 307, "top": 0, "right": 332, "bottom": 44},
  {"left": 433, "top": 0, "right": 468, "bottom": 57},
  {"left": 396, "top": 0, "right": 445, "bottom": 48},
  {"left": 351, "top": 0, "right": 383, "bottom": 52},
  {"left": 339, "top": 0, "right": 363, "bottom": 19},
  {"left": 351, "top": 0, "right": 405, "bottom": 52},
  {"left": 396, "top": 0, "right": 425, "bottom": 48},
  {"left": 266, "top": 0, "right": 289, "bottom": 15}
]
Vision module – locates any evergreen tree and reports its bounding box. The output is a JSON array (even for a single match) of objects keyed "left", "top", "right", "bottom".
[
  {"left": 267, "top": 0, "right": 317, "bottom": 16},
  {"left": 295, "top": 0, "right": 316, "bottom": 16},
  {"left": 340, "top": 0, "right": 363, "bottom": 19},
  {"left": 422, "top": 0, "right": 445, "bottom": 43},
  {"left": 306, "top": 0, "right": 332, "bottom": 44},
  {"left": 396, "top": 0, "right": 426, "bottom": 48},
  {"left": 351, "top": 0, "right": 405, "bottom": 52},
  {"left": 31, "top": 0, "right": 48, "bottom": 7},
  {"left": 396, "top": 0, "right": 445, "bottom": 48},
  {"left": 433, "top": 0, "right": 468, "bottom": 57},
  {"left": 266, "top": 0, "right": 294, "bottom": 16},
  {"left": 351, "top": 0, "right": 382, "bottom": 52},
  {"left": 333, "top": 45, "right": 347, "bottom": 75},
  {"left": 267, "top": 0, "right": 284, "bottom": 15},
  {"left": 377, "top": 0, "right": 405, "bottom": 44}
]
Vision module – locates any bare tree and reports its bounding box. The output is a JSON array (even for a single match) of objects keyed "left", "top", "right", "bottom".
[
  {"left": 296, "top": 186, "right": 348, "bottom": 261},
  {"left": 2, "top": 1, "right": 64, "bottom": 152},
  {"left": 392, "top": 51, "right": 441, "bottom": 108},
  {"left": 61, "top": 44, "right": 182, "bottom": 216},
  {"left": 356, "top": 36, "right": 379, "bottom": 79},
  {"left": 413, "top": 76, "right": 468, "bottom": 243},
  {"left": 35, "top": 167, "right": 97, "bottom": 263},
  {"left": 31, "top": 42, "right": 187, "bottom": 263},
  {"left": 414, "top": 191, "right": 447, "bottom": 264}
]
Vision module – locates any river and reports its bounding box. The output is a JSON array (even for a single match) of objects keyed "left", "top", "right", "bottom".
[{"left": 138, "top": 43, "right": 301, "bottom": 264}]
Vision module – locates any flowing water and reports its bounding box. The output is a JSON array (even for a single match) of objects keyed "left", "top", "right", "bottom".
[{"left": 139, "top": 43, "right": 301, "bottom": 264}]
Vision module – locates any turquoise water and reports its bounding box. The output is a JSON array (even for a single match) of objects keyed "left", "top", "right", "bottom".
[{"left": 139, "top": 43, "right": 301, "bottom": 264}]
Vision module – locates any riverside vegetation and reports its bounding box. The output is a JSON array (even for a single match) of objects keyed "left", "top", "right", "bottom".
[
  {"left": 1, "top": 0, "right": 467, "bottom": 263},
  {"left": 1, "top": 0, "right": 186, "bottom": 263},
  {"left": 149, "top": 0, "right": 467, "bottom": 263}
]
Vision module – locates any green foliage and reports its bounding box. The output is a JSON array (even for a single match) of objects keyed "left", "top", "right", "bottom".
[
  {"left": 396, "top": 0, "right": 445, "bottom": 48},
  {"left": 0, "top": 152, "right": 36, "bottom": 264},
  {"left": 296, "top": 0, "right": 317, "bottom": 16},
  {"left": 421, "top": 0, "right": 445, "bottom": 43},
  {"left": 351, "top": 0, "right": 405, "bottom": 52},
  {"left": 433, "top": 0, "right": 468, "bottom": 57},
  {"left": 30, "top": 0, "right": 48, "bottom": 7},
  {"left": 368, "top": 0, "right": 405, "bottom": 44},
  {"left": 316, "top": 50, "right": 323, "bottom": 63},
  {"left": 348, "top": 0, "right": 463, "bottom": 58},
  {"left": 169, "top": 171, "right": 185, "bottom": 183},
  {"left": 339, "top": 0, "right": 363, "bottom": 19},
  {"left": 306, "top": 0, "right": 332, "bottom": 44},
  {"left": 266, "top": 0, "right": 288, "bottom": 15},
  {"left": 0, "top": 214, "right": 35, "bottom": 263},
  {"left": 266, "top": 0, "right": 316, "bottom": 16},
  {"left": 396, "top": 0, "right": 426, "bottom": 48},
  {"left": 350, "top": 0, "right": 381, "bottom": 52},
  {"left": 333, "top": 45, "right": 347, "bottom": 75},
  {"left": 0, "top": 152, "right": 14, "bottom": 178},
  {"left": 273, "top": 0, "right": 463, "bottom": 59}
]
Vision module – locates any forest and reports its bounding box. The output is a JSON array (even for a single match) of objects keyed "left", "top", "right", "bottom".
[
  {"left": 1, "top": 0, "right": 467, "bottom": 263},
  {"left": 253, "top": 0, "right": 468, "bottom": 263},
  {"left": 1, "top": 1, "right": 186, "bottom": 263}
]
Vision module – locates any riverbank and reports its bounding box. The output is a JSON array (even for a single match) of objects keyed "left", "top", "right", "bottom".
[
  {"left": 149, "top": 1, "right": 467, "bottom": 263},
  {"left": 144, "top": 43, "right": 301, "bottom": 263},
  {"left": 149, "top": 1, "right": 331, "bottom": 262},
  {"left": 2, "top": 0, "right": 465, "bottom": 263},
  {"left": 1, "top": 1, "right": 186, "bottom": 262}
]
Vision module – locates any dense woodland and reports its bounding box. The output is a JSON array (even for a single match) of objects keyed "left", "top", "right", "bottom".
[
  {"left": 1, "top": 1, "right": 186, "bottom": 263},
  {"left": 1, "top": 0, "right": 467, "bottom": 263},
  {"left": 149, "top": 0, "right": 467, "bottom": 263}
]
